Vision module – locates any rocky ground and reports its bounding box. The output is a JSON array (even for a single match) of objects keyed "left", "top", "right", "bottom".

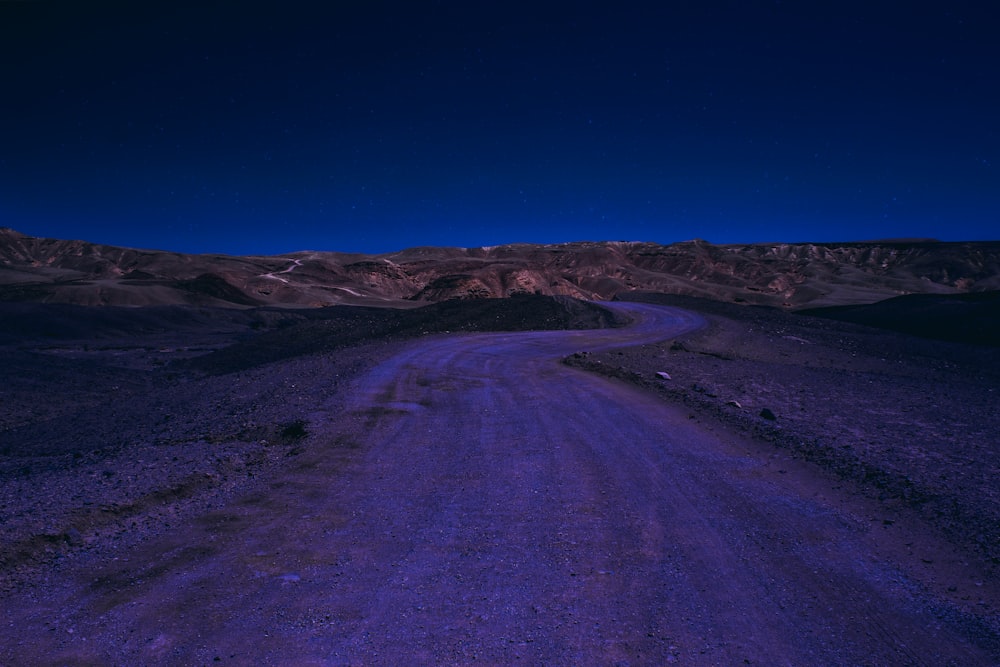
[
  {"left": 566, "top": 293, "right": 1000, "bottom": 567},
  {"left": 0, "top": 296, "right": 619, "bottom": 591},
  {"left": 1, "top": 292, "right": 998, "bottom": 663}
]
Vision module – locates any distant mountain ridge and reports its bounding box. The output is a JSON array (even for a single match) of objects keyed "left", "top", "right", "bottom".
[{"left": 1, "top": 228, "right": 998, "bottom": 309}]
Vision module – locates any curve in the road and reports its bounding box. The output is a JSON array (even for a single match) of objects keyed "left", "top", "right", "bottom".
[{"left": 2, "top": 303, "right": 995, "bottom": 666}]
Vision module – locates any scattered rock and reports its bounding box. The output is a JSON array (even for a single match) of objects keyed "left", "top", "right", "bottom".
[
  {"left": 759, "top": 408, "right": 777, "bottom": 421},
  {"left": 63, "top": 527, "right": 84, "bottom": 547},
  {"left": 656, "top": 371, "right": 671, "bottom": 380},
  {"left": 280, "top": 420, "right": 308, "bottom": 440},
  {"left": 726, "top": 400, "right": 742, "bottom": 408}
]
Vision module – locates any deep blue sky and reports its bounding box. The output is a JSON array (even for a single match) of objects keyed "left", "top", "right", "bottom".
[{"left": 1, "top": 1, "right": 996, "bottom": 255}]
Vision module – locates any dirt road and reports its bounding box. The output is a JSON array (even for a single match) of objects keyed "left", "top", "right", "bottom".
[{"left": 2, "top": 304, "right": 995, "bottom": 665}]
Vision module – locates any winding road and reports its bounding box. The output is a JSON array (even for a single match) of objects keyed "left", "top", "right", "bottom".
[{"left": 3, "top": 304, "right": 995, "bottom": 665}]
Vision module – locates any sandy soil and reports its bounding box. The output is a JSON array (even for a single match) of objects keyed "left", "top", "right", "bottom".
[{"left": 1, "top": 298, "right": 998, "bottom": 665}]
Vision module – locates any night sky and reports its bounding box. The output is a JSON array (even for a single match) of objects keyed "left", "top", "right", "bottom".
[{"left": 1, "top": 1, "right": 996, "bottom": 255}]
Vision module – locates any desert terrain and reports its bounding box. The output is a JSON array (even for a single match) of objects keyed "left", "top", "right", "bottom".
[
  {"left": 1, "top": 231, "right": 999, "bottom": 664},
  {"left": 3, "top": 227, "right": 999, "bottom": 309}
]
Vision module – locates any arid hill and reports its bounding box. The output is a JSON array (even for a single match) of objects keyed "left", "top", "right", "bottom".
[{"left": 2, "top": 227, "right": 998, "bottom": 309}]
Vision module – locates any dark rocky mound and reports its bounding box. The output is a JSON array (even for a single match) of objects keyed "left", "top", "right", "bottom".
[
  {"left": 172, "top": 273, "right": 260, "bottom": 306},
  {"left": 187, "top": 295, "right": 623, "bottom": 374},
  {"left": 0, "top": 303, "right": 284, "bottom": 345},
  {"left": 800, "top": 291, "right": 1000, "bottom": 347}
]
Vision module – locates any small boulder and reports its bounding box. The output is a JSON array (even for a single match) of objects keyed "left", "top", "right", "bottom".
[
  {"left": 656, "top": 371, "right": 671, "bottom": 380},
  {"left": 726, "top": 400, "right": 742, "bottom": 409},
  {"left": 759, "top": 408, "right": 777, "bottom": 421},
  {"left": 63, "top": 528, "right": 84, "bottom": 547}
]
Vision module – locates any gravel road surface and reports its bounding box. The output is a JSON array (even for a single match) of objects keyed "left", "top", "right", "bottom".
[{"left": 1, "top": 303, "right": 995, "bottom": 665}]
